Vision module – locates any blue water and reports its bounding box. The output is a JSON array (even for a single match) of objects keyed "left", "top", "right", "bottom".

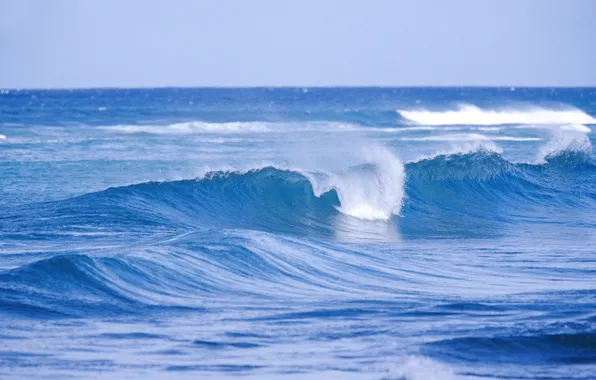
[{"left": 1, "top": 87, "right": 595, "bottom": 379}]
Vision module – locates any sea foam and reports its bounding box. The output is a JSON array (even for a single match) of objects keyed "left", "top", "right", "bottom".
[
  {"left": 306, "top": 145, "right": 405, "bottom": 221},
  {"left": 101, "top": 121, "right": 358, "bottom": 135},
  {"left": 398, "top": 104, "right": 596, "bottom": 125},
  {"left": 537, "top": 129, "right": 592, "bottom": 163},
  {"left": 397, "top": 134, "right": 541, "bottom": 142}
]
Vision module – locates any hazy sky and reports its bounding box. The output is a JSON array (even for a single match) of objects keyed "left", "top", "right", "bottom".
[{"left": 1, "top": 0, "right": 595, "bottom": 88}]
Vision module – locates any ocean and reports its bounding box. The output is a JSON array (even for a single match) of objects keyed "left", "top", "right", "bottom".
[{"left": 1, "top": 87, "right": 595, "bottom": 379}]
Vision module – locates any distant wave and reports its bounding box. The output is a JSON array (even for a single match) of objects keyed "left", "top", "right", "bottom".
[
  {"left": 397, "top": 104, "right": 596, "bottom": 125},
  {"left": 101, "top": 121, "right": 358, "bottom": 135},
  {"left": 368, "top": 126, "right": 505, "bottom": 132},
  {"left": 397, "top": 134, "right": 542, "bottom": 142},
  {"left": 103, "top": 121, "right": 270, "bottom": 134},
  {"left": 559, "top": 124, "right": 592, "bottom": 133}
]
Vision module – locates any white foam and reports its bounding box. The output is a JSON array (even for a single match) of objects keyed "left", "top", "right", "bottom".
[
  {"left": 390, "top": 356, "right": 456, "bottom": 380},
  {"left": 307, "top": 144, "right": 405, "bottom": 221},
  {"left": 537, "top": 129, "right": 592, "bottom": 163},
  {"left": 97, "top": 107, "right": 107, "bottom": 111},
  {"left": 368, "top": 126, "right": 503, "bottom": 133},
  {"left": 0, "top": 134, "right": 6, "bottom": 140},
  {"left": 101, "top": 121, "right": 359, "bottom": 135},
  {"left": 398, "top": 104, "right": 596, "bottom": 126},
  {"left": 407, "top": 140, "right": 504, "bottom": 163},
  {"left": 398, "top": 133, "right": 541, "bottom": 142},
  {"left": 560, "top": 124, "right": 591, "bottom": 133},
  {"left": 340, "top": 203, "right": 391, "bottom": 220},
  {"left": 512, "top": 124, "right": 592, "bottom": 133},
  {"left": 102, "top": 121, "right": 271, "bottom": 134},
  {"left": 193, "top": 143, "right": 406, "bottom": 222},
  {"left": 203, "top": 137, "right": 250, "bottom": 144}
]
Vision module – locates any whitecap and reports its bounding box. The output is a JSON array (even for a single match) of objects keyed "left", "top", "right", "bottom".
[
  {"left": 537, "top": 129, "right": 592, "bottom": 163},
  {"left": 100, "top": 121, "right": 359, "bottom": 135},
  {"left": 398, "top": 104, "right": 596, "bottom": 125},
  {"left": 397, "top": 134, "right": 541, "bottom": 142}
]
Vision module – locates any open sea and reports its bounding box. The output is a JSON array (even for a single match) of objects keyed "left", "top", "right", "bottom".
[{"left": 1, "top": 87, "right": 595, "bottom": 379}]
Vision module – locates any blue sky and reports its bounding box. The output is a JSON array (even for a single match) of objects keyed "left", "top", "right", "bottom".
[{"left": 1, "top": 0, "right": 595, "bottom": 88}]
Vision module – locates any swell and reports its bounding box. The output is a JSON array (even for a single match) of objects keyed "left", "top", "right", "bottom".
[
  {"left": 423, "top": 333, "right": 596, "bottom": 365},
  {"left": 0, "top": 229, "right": 425, "bottom": 317},
  {"left": 0, "top": 251, "right": 213, "bottom": 317},
  {"left": 1, "top": 149, "right": 595, "bottom": 318},
  {"left": 1, "top": 148, "right": 595, "bottom": 241}
]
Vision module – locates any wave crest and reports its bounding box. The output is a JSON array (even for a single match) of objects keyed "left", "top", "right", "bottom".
[
  {"left": 398, "top": 104, "right": 596, "bottom": 125},
  {"left": 308, "top": 146, "right": 405, "bottom": 220},
  {"left": 538, "top": 130, "right": 593, "bottom": 165}
]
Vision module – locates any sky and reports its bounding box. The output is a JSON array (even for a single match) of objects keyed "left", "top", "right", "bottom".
[{"left": 0, "top": 0, "right": 595, "bottom": 88}]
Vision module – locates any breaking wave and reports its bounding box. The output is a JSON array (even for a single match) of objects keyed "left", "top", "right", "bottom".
[
  {"left": 398, "top": 104, "right": 596, "bottom": 125},
  {"left": 2, "top": 143, "right": 593, "bottom": 242}
]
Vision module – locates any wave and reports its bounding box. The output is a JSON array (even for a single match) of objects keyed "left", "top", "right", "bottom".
[
  {"left": 102, "top": 122, "right": 270, "bottom": 134},
  {"left": 423, "top": 333, "right": 596, "bottom": 365},
  {"left": 560, "top": 124, "right": 592, "bottom": 133},
  {"left": 537, "top": 129, "right": 593, "bottom": 164},
  {"left": 0, "top": 134, "right": 6, "bottom": 140},
  {"left": 370, "top": 126, "right": 504, "bottom": 132},
  {"left": 306, "top": 146, "right": 405, "bottom": 220},
  {"left": 2, "top": 143, "right": 594, "bottom": 243},
  {"left": 100, "top": 121, "right": 358, "bottom": 135},
  {"left": 1, "top": 145, "right": 595, "bottom": 318},
  {"left": 397, "top": 104, "right": 596, "bottom": 125},
  {"left": 397, "top": 134, "right": 541, "bottom": 142},
  {"left": 1, "top": 146, "right": 595, "bottom": 317},
  {"left": 0, "top": 229, "right": 435, "bottom": 316}
]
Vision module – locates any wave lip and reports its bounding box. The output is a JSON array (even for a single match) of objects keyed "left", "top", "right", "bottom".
[
  {"left": 308, "top": 145, "right": 406, "bottom": 221},
  {"left": 398, "top": 104, "right": 596, "bottom": 126}
]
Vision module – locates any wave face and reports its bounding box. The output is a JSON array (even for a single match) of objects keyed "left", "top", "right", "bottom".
[{"left": 1, "top": 88, "right": 596, "bottom": 380}]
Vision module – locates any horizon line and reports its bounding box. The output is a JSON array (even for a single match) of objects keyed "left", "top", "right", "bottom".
[{"left": 2, "top": 84, "right": 596, "bottom": 91}]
